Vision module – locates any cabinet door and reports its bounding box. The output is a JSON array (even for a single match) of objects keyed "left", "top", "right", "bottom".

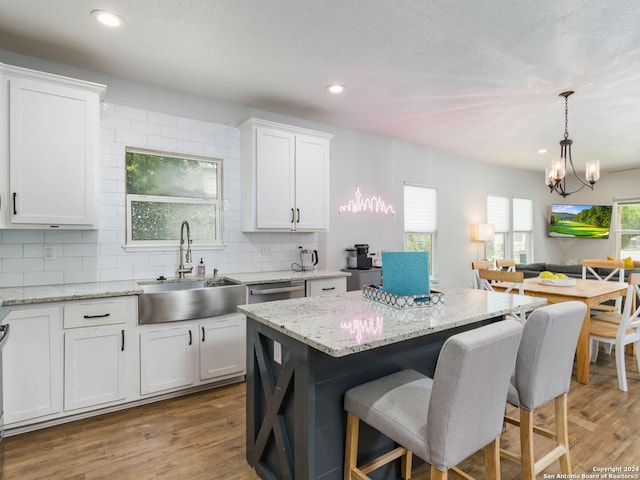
[
  {"left": 295, "top": 134, "right": 329, "bottom": 230},
  {"left": 64, "top": 326, "right": 126, "bottom": 411},
  {"left": 255, "top": 127, "right": 295, "bottom": 229},
  {"left": 199, "top": 314, "right": 246, "bottom": 381},
  {"left": 140, "top": 326, "right": 196, "bottom": 395},
  {"left": 8, "top": 77, "right": 98, "bottom": 227},
  {"left": 2, "top": 307, "right": 62, "bottom": 424}
]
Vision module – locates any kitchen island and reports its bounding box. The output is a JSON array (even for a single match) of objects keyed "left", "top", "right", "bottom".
[{"left": 237, "top": 288, "right": 545, "bottom": 480}]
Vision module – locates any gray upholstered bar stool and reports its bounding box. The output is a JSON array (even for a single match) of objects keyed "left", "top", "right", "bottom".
[
  {"left": 343, "top": 319, "right": 523, "bottom": 480},
  {"left": 501, "top": 301, "right": 586, "bottom": 480}
]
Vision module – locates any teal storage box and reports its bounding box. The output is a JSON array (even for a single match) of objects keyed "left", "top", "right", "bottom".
[{"left": 381, "top": 251, "right": 430, "bottom": 296}]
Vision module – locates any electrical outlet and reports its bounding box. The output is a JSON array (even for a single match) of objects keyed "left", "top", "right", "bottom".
[
  {"left": 261, "top": 244, "right": 272, "bottom": 256},
  {"left": 273, "top": 340, "right": 282, "bottom": 364},
  {"left": 44, "top": 246, "right": 56, "bottom": 260}
]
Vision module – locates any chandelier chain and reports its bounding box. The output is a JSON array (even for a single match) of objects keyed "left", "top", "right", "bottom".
[{"left": 564, "top": 94, "right": 569, "bottom": 140}]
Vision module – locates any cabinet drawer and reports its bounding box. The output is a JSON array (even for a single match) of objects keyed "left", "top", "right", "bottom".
[
  {"left": 306, "top": 277, "right": 347, "bottom": 297},
  {"left": 64, "top": 297, "right": 136, "bottom": 328}
]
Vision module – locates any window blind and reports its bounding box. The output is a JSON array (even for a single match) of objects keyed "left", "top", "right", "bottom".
[
  {"left": 513, "top": 198, "right": 533, "bottom": 231},
  {"left": 487, "top": 195, "right": 510, "bottom": 233},
  {"left": 404, "top": 184, "right": 437, "bottom": 233}
]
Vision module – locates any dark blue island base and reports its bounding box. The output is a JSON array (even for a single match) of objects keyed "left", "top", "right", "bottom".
[{"left": 245, "top": 315, "right": 501, "bottom": 480}]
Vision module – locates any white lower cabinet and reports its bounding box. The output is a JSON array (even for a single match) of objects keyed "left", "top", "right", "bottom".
[
  {"left": 140, "top": 325, "right": 197, "bottom": 395},
  {"left": 306, "top": 277, "right": 347, "bottom": 297},
  {"left": 200, "top": 314, "right": 246, "bottom": 381},
  {"left": 64, "top": 325, "right": 127, "bottom": 411},
  {"left": 2, "top": 307, "right": 63, "bottom": 425},
  {"left": 62, "top": 297, "right": 135, "bottom": 411},
  {"left": 140, "top": 313, "right": 246, "bottom": 396},
  {"left": 2, "top": 297, "right": 136, "bottom": 429},
  {"left": 1, "top": 296, "right": 245, "bottom": 431}
]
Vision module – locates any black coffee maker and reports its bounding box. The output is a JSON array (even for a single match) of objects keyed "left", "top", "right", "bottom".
[{"left": 354, "top": 244, "right": 372, "bottom": 269}]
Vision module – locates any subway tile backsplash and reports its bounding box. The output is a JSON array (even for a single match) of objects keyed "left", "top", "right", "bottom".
[{"left": 0, "top": 104, "right": 317, "bottom": 287}]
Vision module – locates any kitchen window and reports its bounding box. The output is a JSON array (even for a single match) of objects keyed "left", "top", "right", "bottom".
[
  {"left": 613, "top": 198, "right": 640, "bottom": 261},
  {"left": 125, "top": 147, "right": 223, "bottom": 248},
  {"left": 404, "top": 183, "right": 437, "bottom": 275},
  {"left": 487, "top": 195, "right": 533, "bottom": 263}
]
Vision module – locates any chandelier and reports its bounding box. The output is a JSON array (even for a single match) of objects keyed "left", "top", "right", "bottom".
[{"left": 545, "top": 91, "right": 600, "bottom": 197}]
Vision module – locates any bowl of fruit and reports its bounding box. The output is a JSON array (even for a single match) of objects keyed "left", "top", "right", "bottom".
[{"left": 537, "top": 271, "right": 577, "bottom": 287}]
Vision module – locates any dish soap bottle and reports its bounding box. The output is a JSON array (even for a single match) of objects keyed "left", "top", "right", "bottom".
[{"left": 197, "top": 258, "right": 206, "bottom": 276}]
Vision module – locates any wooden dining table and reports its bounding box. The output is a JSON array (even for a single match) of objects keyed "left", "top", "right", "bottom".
[{"left": 493, "top": 277, "right": 628, "bottom": 385}]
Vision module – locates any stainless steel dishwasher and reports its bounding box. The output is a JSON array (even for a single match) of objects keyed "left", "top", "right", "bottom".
[{"left": 248, "top": 280, "right": 306, "bottom": 303}]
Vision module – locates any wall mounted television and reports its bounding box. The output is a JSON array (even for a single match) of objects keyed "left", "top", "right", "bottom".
[{"left": 548, "top": 204, "right": 613, "bottom": 239}]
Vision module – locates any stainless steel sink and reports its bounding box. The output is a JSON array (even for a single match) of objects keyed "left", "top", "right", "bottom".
[
  {"left": 139, "top": 278, "right": 238, "bottom": 293},
  {"left": 137, "top": 278, "right": 247, "bottom": 324}
]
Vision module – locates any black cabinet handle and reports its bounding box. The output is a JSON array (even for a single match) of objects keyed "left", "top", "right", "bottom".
[
  {"left": 83, "top": 313, "right": 111, "bottom": 319},
  {"left": 188, "top": 329, "right": 192, "bottom": 345},
  {"left": 0, "top": 324, "right": 10, "bottom": 349},
  {"left": 296, "top": 208, "right": 300, "bottom": 223},
  {"left": 290, "top": 208, "right": 295, "bottom": 223},
  {"left": 12, "top": 192, "right": 17, "bottom": 215},
  {"left": 121, "top": 329, "right": 125, "bottom": 351},
  {"left": 322, "top": 287, "right": 336, "bottom": 291},
  {"left": 201, "top": 326, "right": 205, "bottom": 342}
]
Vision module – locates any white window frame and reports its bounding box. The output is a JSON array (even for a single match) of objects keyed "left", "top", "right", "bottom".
[
  {"left": 613, "top": 197, "right": 640, "bottom": 261},
  {"left": 125, "top": 147, "right": 223, "bottom": 250},
  {"left": 487, "top": 195, "right": 533, "bottom": 263},
  {"left": 403, "top": 183, "right": 437, "bottom": 277}
]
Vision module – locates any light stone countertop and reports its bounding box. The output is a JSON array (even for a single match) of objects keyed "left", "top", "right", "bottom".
[
  {"left": 223, "top": 269, "right": 350, "bottom": 285},
  {"left": 237, "top": 288, "right": 546, "bottom": 357},
  {"left": 0, "top": 280, "right": 143, "bottom": 307},
  {"left": 0, "top": 269, "right": 349, "bottom": 307}
]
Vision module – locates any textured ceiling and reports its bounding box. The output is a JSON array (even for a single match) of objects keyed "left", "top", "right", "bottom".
[{"left": 0, "top": 0, "right": 639, "bottom": 173}]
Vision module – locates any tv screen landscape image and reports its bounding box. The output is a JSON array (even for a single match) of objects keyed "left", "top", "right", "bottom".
[{"left": 548, "top": 204, "right": 613, "bottom": 239}]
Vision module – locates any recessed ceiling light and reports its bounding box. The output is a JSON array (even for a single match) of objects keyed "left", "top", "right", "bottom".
[
  {"left": 91, "top": 10, "right": 124, "bottom": 28},
  {"left": 326, "top": 84, "right": 346, "bottom": 94},
  {"left": 537, "top": 148, "right": 548, "bottom": 154}
]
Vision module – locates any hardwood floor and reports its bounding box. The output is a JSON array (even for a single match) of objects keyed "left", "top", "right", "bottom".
[{"left": 1, "top": 348, "right": 639, "bottom": 480}]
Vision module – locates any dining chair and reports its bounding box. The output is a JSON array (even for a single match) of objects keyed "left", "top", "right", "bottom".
[
  {"left": 471, "top": 259, "right": 495, "bottom": 289},
  {"left": 496, "top": 259, "right": 516, "bottom": 271},
  {"left": 344, "top": 320, "right": 523, "bottom": 480},
  {"left": 477, "top": 269, "right": 527, "bottom": 322},
  {"left": 501, "top": 301, "right": 586, "bottom": 480},
  {"left": 590, "top": 273, "right": 640, "bottom": 391},
  {"left": 582, "top": 259, "right": 625, "bottom": 314}
]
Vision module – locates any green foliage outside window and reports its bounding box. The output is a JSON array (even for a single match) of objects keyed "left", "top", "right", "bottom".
[
  {"left": 404, "top": 233, "right": 433, "bottom": 273},
  {"left": 126, "top": 151, "right": 218, "bottom": 199},
  {"left": 618, "top": 204, "right": 640, "bottom": 252},
  {"left": 619, "top": 204, "right": 640, "bottom": 230}
]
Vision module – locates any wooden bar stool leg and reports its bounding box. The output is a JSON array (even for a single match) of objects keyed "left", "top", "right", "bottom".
[
  {"left": 430, "top": 465, "right": 448, "bottom": 480},
  {"left": 520, "top": 408, "right": 535, "bottom": 480},
  {"left": 401, "top": 450, "right": 413, "bottom": 479},
  {"left": 485, "top": 437, "right": 501, "bottom": 480},
  {"left": 344, "top": 413, "right": 360, "bottom": 480},
  {"left": 555, "top": 394, "right": 572, "bottom": 474}
]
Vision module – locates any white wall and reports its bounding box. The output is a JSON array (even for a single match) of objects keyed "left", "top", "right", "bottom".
[
  {"left": 323, "top": 135, "right": 545, "bottom": 287},
  {"left": 1, "top": 50, "right": 640, "bottom": 289}
]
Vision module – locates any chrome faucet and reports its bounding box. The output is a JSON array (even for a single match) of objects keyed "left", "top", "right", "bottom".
[{"left": 178, "top": 220, "right": 193, "bottom": 279}]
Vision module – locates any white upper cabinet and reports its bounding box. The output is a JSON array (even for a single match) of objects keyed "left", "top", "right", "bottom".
[
  {"left": 0, "top": 63, "right": 106, "bottom": 229},
  {"left": 239, "top": 118, "right": 332, "bottom": 232}
]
